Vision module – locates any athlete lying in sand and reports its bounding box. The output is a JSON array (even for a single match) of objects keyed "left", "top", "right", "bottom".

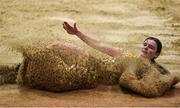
[
  {"left": 1, "top": 21, "right": 179, "bottom": 97},
  {"left": 46, "top": 21, "right": 180, "bottom": 97}
]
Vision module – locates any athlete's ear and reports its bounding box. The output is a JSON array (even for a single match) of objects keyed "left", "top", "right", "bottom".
[{"left": 155, "top": 53, "right": 160, "bottom": 58}]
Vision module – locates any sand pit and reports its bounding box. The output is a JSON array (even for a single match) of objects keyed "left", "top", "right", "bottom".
[{"left": 0, "top": 0, "right": 180, "bottom": 107}]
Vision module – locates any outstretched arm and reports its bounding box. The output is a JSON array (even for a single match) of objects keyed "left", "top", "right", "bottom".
[{"left": 63, "top": 21, "right": 124, "bottom": 57}]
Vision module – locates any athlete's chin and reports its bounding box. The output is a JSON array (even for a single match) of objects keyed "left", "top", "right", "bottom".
[{"left": 140, "top": 54, "right": 147, "bottom": 58}]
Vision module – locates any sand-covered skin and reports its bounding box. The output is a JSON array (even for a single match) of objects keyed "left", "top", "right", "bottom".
[
  {"left": 119, "top": 58, "right": 174, "bottom": 97},
  {"left": 0, "top": 0, "right": 180, "bottom": 107},
  {"left": 16, "top": 46, "right": 98, "bottom": 91},
  {"left": 0, "top": 64, "right": 18, "bottom": 85}
]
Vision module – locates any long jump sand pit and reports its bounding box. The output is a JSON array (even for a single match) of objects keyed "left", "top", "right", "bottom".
[{"left": 0, "top": 0, "right": 180, "bottom": 107}]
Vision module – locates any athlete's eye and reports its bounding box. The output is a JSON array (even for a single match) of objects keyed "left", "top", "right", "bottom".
[
  {"left": 148, "top": 45, "right": 155, "bottom": 50},
  {"left": 143, "top": 43, "right": 147, "bottom": 46}
]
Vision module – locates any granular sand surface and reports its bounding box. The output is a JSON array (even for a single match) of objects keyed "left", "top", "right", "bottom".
[
  {"left": 0, "top": 0, "right": 180, "bottom": 107},
  {"left": 0, "top": 84, "right": 180, "bottom": 107}
]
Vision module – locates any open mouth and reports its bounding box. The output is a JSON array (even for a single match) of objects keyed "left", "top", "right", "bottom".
[
  {"left": 142, "top": 49, "right": 147, "bottom": 54},
  {"left": 140, "top": 50, "right": 148, "bottom": 58},
  {"left": 143, "top": 51, "right": 147, "bottom": 54}
]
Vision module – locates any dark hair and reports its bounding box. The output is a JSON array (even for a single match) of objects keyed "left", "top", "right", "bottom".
[{"left": 144, "top": 37, "right": 162, "bottom": 54}]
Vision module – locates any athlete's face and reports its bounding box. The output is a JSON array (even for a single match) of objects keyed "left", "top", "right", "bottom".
[{"left": 140, "top": 39, "right": 159, "bottom": 60}]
